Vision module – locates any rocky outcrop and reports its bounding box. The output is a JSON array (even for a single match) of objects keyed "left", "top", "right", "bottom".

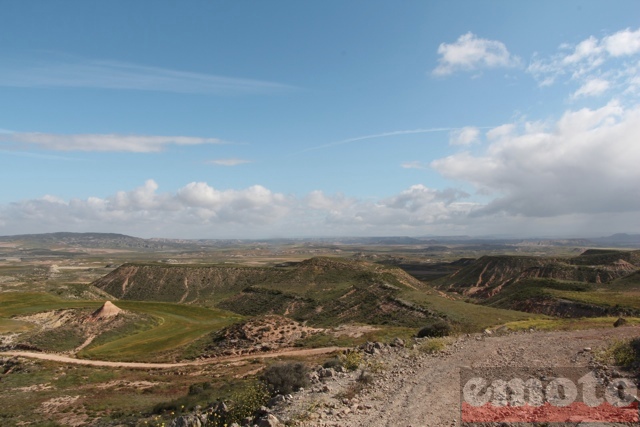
[
  {"left": 202, "top": 315, "right": 322, "bottom": 357},
  {"left": 436, "top": 252, "right": 640, "bottom": 298}
]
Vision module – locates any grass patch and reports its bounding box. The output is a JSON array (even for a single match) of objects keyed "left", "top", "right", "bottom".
[
  {"left": 0, "top": 292, "right": 242, "bottom": 362},
  {"left": 400, "top": 290, "right": 542, "bottom": 332},
  {"left": 0, "top": 292, "right": 101, "bottom": 318},
  {"left": 547, "top": 289, "right": 640, "bottom": 310},
  {"left": 79, "top": 301, "right": 242, "bottom": 362},
  {"left": 0, "top": 318, "right": 34, "bottom": 333},
  {"left": 416, "top": 338, "right": 447, "bottom": 354},
  {"left": 501, "top": 316, "right": 640, "bottom": 332},
  {"left": 596, "top": 338, "right": 640, "bottom": 368},
  {"left": 28, "top": 325, "right": 86, "bottom": 352}
]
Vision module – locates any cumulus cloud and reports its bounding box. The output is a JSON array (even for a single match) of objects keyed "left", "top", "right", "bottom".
[
  {"left": 0, "top": 180, "right": 292, "bottom": 236},
  {"left": 433, "top": 32, "right": 520, "bottom": 76},
  {"left": 0, "top": 132, "right": 224, "bottom": 152},
  {"left": 206, "top": 158, "right": 252, "bottom": 166},
  {"left": 0, "top": 180, "right": 479, "bottom": 238},
  {"left": 432, "top": 101, "right": 640, "bottom": 218},
  {"left": 449, "top": 127, "right": 480, "bottom": 145}
]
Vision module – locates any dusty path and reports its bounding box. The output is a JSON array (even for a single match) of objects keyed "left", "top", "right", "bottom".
[
  {"left": 292, "top": 326, "right": 640, "bottom": 427},
  {"left": 0, "top": 346, "right": 343, "bottom": 369}
]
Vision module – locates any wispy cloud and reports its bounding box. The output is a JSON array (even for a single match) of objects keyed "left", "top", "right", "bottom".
[
  {"left": 433, "top": 32, "right": 520, "bottom": 76},
  {"left": 400, "top": 161, "right": 427, "bottom": 170},
  {"left": 300, "top": 128, "right": 457, "bottom": 153},
  {"left": 0, "top": 54, "right": 296, "bottom": 94},
  {"left": 0, "top": 132, "right": 225, "bottom": 152},
  {"left": 527, "top": 27, "right": 640, "bottom": 97},
  {"left": 449, "top": 126, "right": 480, "bottom": 146},
  {"left": 0, "top": 149, "right": 80, "bottom": 161},
  {"left": 206, "top": 158, "right": 253, "bottom": 166}
]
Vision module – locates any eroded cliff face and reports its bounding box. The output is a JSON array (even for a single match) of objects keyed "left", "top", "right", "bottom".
[
  {"left": 509, "top": 297, "right": 639, "bottom": 318},
  {"left": 92, "top": 263, "right": 280, "bottom": 303},
  {"left": 436, "top": 250, "right": 640, "bottom": 298},
  {"left": 91, "top": 258, "right": 442, "bottom": 327}
]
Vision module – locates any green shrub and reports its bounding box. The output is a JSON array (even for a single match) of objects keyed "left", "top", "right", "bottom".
[
  {"left": 322, "top": 357, "right": 342, "bottom": 369},
  {"left": 418, "top": 338, "right": 446, "bottom": 354},
  {"left": 599, "top": 338, "right": 640, "bottom": 367},
  {"left": 339, "top": 351, "right": 363, "bottom": 371},
  {"left": 188, "top": 381, "right": 211, "bottom": 395},
  {"left": 262, "top": 362, "right": 309, "bottom": 395},
  {"left": 417, "top": 320, "right": 452, "bottom": 338},
  {"left": 224, "top": 382, "right": 270, "bottom": 425}
]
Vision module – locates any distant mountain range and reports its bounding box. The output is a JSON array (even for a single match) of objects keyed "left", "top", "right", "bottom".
[{"left": 1, "top": 231, "right": 639, "bottom": 250}]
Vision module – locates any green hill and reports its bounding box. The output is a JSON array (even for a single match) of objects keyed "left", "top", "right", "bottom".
[
  {"left": 434, "top": 251, "right": 640, "bottom": 298},
  {"left": 93, "top": 257, "right": 536, "bottom": 330},
  {"left": 431, "top": 251, "right": 640, "bottom": 317}
]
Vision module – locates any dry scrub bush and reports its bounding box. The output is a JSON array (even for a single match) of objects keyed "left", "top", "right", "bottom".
[{"left": 261, "top": 362, "right": 309, "bottom": 395}]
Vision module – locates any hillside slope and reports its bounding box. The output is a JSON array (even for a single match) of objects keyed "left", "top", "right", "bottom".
[
  {"left": 93, "top": 257, "right": 447, "bottom": 327},
  {"left": 435, "top": 250, "right": 640, "bottom": 298},
  {"left": 432, "top": 250, "right": 640, "bottom": 317},
  {"left": 93, "top": 257, "right": 535, "bottom": 329}
]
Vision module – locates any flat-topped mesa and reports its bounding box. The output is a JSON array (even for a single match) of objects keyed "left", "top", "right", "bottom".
[{"left": 91, "top": 301, "right": 122, "bottom": 320}]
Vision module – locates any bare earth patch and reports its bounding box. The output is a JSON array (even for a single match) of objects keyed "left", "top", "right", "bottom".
[
  {"left": 272, "top": 326, "right": 640, "bottom": 427},
  {"left": 330, "top": 324, "right": 380, "bottom": 338}
]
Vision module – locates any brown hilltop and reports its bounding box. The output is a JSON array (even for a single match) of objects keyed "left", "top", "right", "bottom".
[{"left": 90, "top": 301, "right": 122, "bottom": 321}]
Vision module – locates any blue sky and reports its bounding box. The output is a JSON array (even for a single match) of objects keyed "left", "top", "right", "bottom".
[{"left": 1, "top": 1, "right": 640, "bottom": 238}]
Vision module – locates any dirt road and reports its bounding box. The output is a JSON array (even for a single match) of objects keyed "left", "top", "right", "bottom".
[
  {"left": 0, "top": 346, "right": 343, "bottom": 369},
  {"left": 290, "top": 326, "right": 640, "bottom": 427}
]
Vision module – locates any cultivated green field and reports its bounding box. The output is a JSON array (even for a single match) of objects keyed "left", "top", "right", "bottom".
[
  {"left": 0, "top": 292, "right": 242, "bottom": 362},
  {"left": 80, "top": 301, "right": 242, "bottom": 362},
  {"left": 0, "top": 292, "right": 100, "bottom": 316}
]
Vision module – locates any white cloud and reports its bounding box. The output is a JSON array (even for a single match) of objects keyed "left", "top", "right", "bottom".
[
  {"left": 449, "top": 126, "right": 480, "bottom": 146},
  {"left": 0, "top": 180, "right": 478, "bottom": 238},
  {"left": 603, "top": 28, "right": 640, "bottom": 57},
  {"left": 0, "top": 55, "right": 295, "bottom": 94},
  {"left": 0, "top": 181, "right": 293, "bottom": 237},
  {"left": 433, "top": 32, "right": 520, "bottom": 76},
  {"left": 486, "top": 124, "right": 515, "bottom": 141},
  {"left": 302, "top": 127, "right": 455, "bottom": 153},
  {"left": 0, "top": 132, "right": 224, "bottom": 152},
  {"left": 562, "top": 36, "right": 602, "bottom": 66},
  {"left": 207, "top": 158, "right": 252, "bottom": 166},
  {"left": 572, "top": 78, "right": 610, "bottom": 98},
  {"left": 400, "top": 161, "right": 427, "bottom": 169},
  {"left": 528, "top": 27, "right": 640, "bottom": 97},
  {"left": 432, "top": 102, "right": 640, "bottom": 218}
]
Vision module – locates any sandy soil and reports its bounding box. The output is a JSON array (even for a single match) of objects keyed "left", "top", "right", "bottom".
[{"left": 282, "top": 326, "right": 640, "bottom": 427}]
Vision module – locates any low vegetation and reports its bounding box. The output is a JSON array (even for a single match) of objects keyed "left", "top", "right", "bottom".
[
  {"left": 417, "top": 338, "right": 447, "bottom": 354},
  {"left": 501, "top": 316, "right": 640, "bottom": 332},
  {"left": 597, "top": 337, "right": 640, "bottom": 368},
  {"left": 0, "top": 292, "right": 242, "bottom": 362},
  {"left": 417, "top": 320, "right": 452, "bottom": 338},
  {"left": 2, "top": 233, "right": 640, "bottom": 426},
  {"left": 261, "top": 361, "right": 310, "bottom": 395}
]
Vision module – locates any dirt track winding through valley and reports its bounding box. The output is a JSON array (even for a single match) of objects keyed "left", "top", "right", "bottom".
[
  {"left": 0, "top": 346, "right": 343, "bottom": 369},
  {"left": 291, "top": 326, "right": 640, "bottom": 427}
]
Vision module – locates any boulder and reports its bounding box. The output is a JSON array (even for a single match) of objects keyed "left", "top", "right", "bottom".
[
  {"left": 256, "top": 414, "right": 282, "bottom": 427},
  {"left": 169, "top": 415, "right": 202, "bottom": 427},
  {"left": 614, "top": 317, "right": 627, "bottom": 327}
]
